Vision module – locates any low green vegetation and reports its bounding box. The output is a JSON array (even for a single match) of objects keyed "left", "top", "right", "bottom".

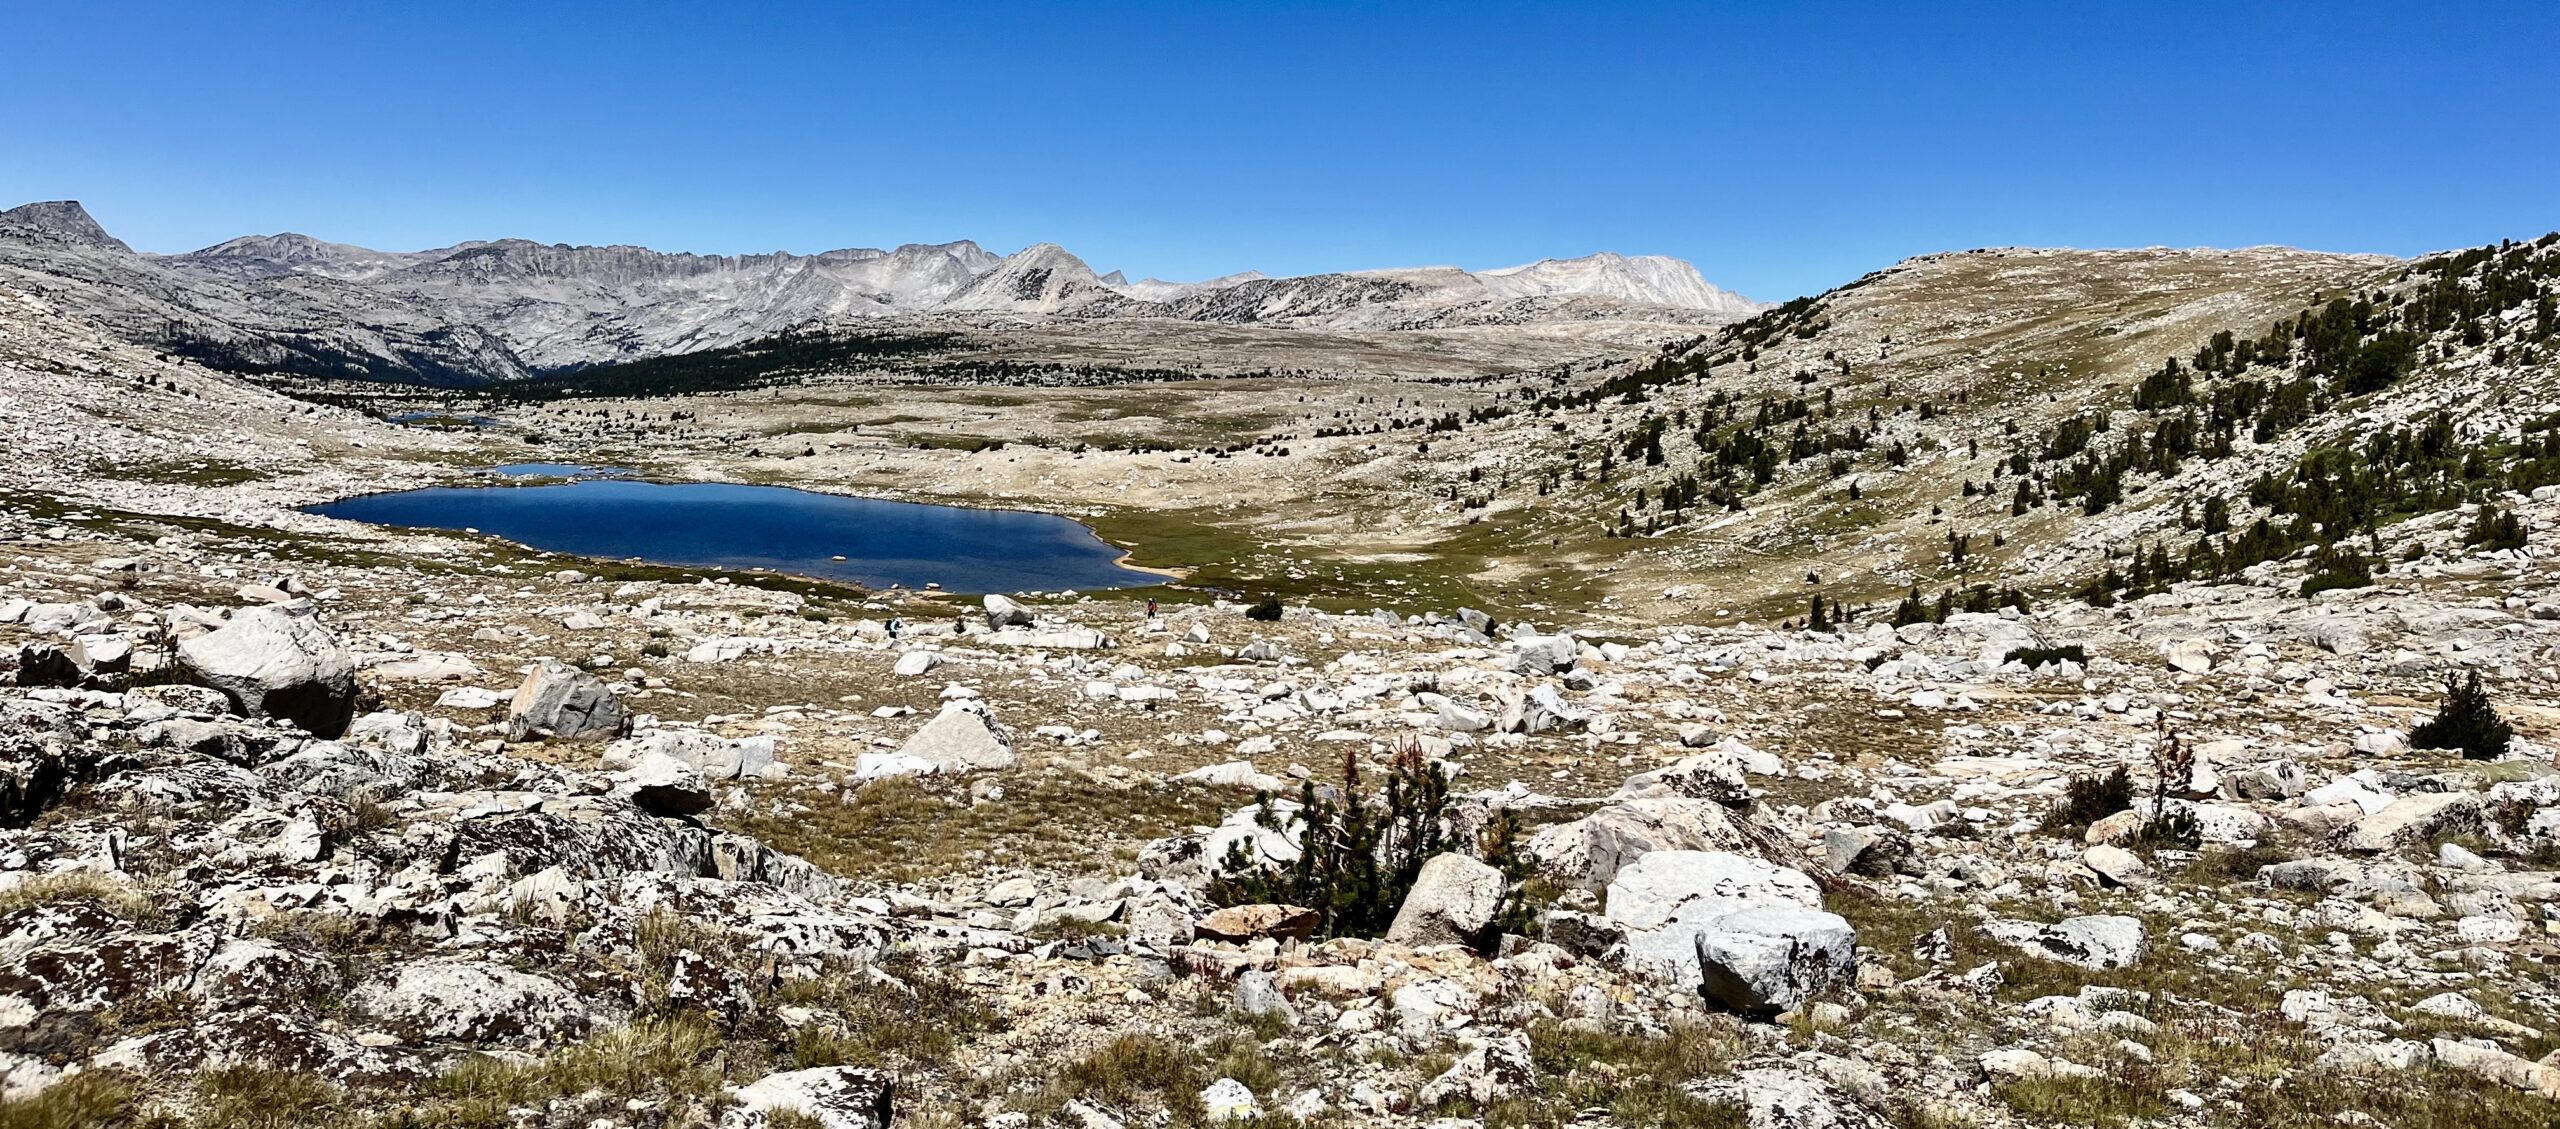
[
  {"left": 1478, "top": 1019, "right": 1749, "bottom": 1128},
  {"left": 722, "top": 772, "right": 1226, "bottom": 885},
  {"left": 2003, "top": 643, "right": 2087, "bottom": 669},
  {"left": 2043, "top": 767, "right": 2133, "bottom": 835}
]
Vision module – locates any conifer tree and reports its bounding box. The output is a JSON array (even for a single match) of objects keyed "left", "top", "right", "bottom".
[{"left": 2410, "top": 671, "right": 2514, "bottom": 761}]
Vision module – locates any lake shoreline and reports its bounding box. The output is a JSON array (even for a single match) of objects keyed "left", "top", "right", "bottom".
[{"left": 300, "top": 467, "right": 1172, "bottom": 596}]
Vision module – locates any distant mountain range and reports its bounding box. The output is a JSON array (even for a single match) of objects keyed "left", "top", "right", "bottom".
[{"left": 0, "top": 200, "right": 1759, "bottom": 385}]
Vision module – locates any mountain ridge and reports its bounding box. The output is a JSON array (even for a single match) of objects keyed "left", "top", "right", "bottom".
[{"left": 0, "top": 200, "right": 1765, "bottom": 383}]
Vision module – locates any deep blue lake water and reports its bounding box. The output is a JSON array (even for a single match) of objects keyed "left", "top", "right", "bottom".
[{"left": 305, "top": 478, "right": 1160, "bottom": 593}]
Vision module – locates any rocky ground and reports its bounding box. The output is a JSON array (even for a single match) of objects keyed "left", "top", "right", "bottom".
[
  {"left": 8, "top": 251, "right": 2560, "bottom": 1127},
  {"left": 5, "top": 459, "right": 2560, "bottom": 1127}
]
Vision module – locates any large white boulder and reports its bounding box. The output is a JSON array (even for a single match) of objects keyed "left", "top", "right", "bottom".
[
  {"left": 2339, "top": 792, "right": 2481, "bottom": 852},
  {"left": 1694, "top": 904, "right": 1859, "bottom": 1015},
  {"left": 1384, "top": 852, "right": 1508, "bottom": 950},
  {"left": 621, "top": 752, "right": 714, "bottom": 816},
  {"left": 21, "top": 602, "right": 110, "bottom": 637},
  {"left": 2163, "top": 638, "right": 2215, "bottom": 674},
  {"left": 604, "top": 728, "right": 776, "bottom": 781},
  {"left": 1503, "top": 683, "right": 1586, "bottom": 734},
  {"left": 1612, "top": 749, "right": 1753, "bottom": 806},
  {"left": 1603, "top": 851, "right": 1851, "bottom": 1014},
  {"left": 982, "top": 627, "right": 1111, "bottom": 650},
  {"left": 1510, "top": 631, "right": 1578, "bottom": 676},
  {"left": 1199, "top": 801, "right": 1305, "bottom": 873},
  {"left": 893, "top": 699, "right": 1015, "bottom": 773},
  {"left": 983, "top": 593, "right": 1035, "bottom": 628},
  {"left": 176, "top": 606, "right": 358, "bottom": 737}
]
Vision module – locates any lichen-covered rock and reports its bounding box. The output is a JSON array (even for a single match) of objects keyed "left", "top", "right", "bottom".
[
  {"left": 93, "top": 1006, "right": 420, "bottom": 1086},
  {"left": 0, "top": 930, "right": 218, "bottom": 1026},
  {"left": 1416, "top": 1031, "right": 1535, "bottom": 1108},
  {"left": 1732, "top": 1065, "right": 1892, "bottom": 1129},
  {"left": 1613, "top": 749, "right": 1754, "bottom": 807},
  {"left": 1986, "top": 914, "right": 2147, "bottom": 970},
  {"left": 2339, "top": 792, "right": 2481, "bottom": 853},
  {"left": 347, "top": 958, "right": 587, "bottom": 1046},
  {"left": 727, "top": 1065, "right": 895, "bottom": 1129}
]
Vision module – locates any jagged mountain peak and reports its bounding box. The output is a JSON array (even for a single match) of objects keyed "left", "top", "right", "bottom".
[
  {"left": 939, "top": 242, "right": 1141, "bottom": 315},
  {"left": 0, "top": 200, "right": 130, "bottom": 252},
  {"left": 1004, "top": 242, "right": 1087, "bottom": 268},
  {"left": 885, "top": 239, "right": 999, "bottom": 272}
]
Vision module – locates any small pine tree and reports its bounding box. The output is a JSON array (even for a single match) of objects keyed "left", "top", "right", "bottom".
[
  {"left": 1889, "top": 586, "right": 1929, "bottom": 627},
  {"left": 2300, "top": 541, "right": 2373, "bottom": 598},
  {"left": 1245, "top": 597, "right": 1285, "bottom": 622},
  {"left": 1206, "top": 743, "right": 1459, "bottom": 941},
  {"left": 2133, "top": 720, "right": 2203, "bottom": 850},
  {"left": 2409, "top": 671, "right": 2514, "bottom": 760},
  {"left": 2463, "top": 507, "right": 2526, "bottom": 552}
]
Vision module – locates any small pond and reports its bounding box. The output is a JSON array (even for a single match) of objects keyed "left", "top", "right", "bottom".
[
  {"left": 304, "top": 476, "right": 1160, "bottom": 593},
  {"left": 387, "top": 411, "right": 500, "bottom": 429}
]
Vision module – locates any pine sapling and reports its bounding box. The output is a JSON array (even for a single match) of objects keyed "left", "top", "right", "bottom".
[
  {"left": 2135, "top": 719, "right": 2202, "bottom": 850},
  {"left": 2410, "top": 670, "right": 2514, "bottom": 761}
]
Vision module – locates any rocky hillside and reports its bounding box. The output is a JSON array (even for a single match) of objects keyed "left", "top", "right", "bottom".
[
  {"left": 1381, "top": 235, "right": 2560, "bottom": 620},
  {"left": 0, "top": 201, "right": 1757, "bottom": 385},
  {"left": 0, "top": 202, "right": 537, "bottom": 386}
]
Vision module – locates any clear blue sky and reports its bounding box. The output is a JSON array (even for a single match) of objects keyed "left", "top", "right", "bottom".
[{"left": 5, "top": 1, "right": 2553, "bottom": 300}]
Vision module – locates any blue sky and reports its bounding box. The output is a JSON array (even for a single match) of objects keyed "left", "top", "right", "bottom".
[{"left": 5, "top": 1, "right": 2553, "bottom": 300}]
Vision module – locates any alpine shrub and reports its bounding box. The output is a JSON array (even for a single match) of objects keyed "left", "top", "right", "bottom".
[
  {"left": 2004, "top": 644, "right": 2088, "bottom": 670},
  {"left": 2046, "top": 766, "right": 2133, "bottom": 832}
]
